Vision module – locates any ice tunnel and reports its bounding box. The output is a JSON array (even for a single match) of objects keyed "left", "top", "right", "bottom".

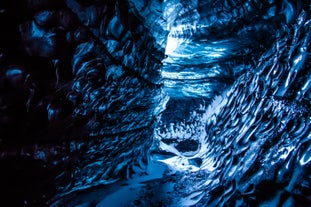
[{"left": 0, "top": 0, "right": 310, "bottom": 206}]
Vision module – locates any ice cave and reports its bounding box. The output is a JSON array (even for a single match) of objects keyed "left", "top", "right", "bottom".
[{"left": 0, "top": 0, "right": 310, "bottom": 206}]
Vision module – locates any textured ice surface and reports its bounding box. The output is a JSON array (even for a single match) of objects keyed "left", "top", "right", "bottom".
[
  {"left": 154, "top": 1, "right": 311, "bottom": 206},
  {"left": 0, "top": 0, "right": 310, "bottom": 206}
]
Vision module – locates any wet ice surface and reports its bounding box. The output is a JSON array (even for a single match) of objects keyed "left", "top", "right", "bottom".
[{"left": 1, "top": 0, "right": 310, "bottom": 206}]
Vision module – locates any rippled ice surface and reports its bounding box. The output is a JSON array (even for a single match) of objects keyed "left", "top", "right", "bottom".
[
  {"left": 153, "top": 4, "right": 311, "bottom": 207},
  {"left": 52, "top": 1, "right": 311, "bottom": 206}
]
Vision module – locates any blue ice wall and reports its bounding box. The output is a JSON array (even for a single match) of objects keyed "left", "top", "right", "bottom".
[{"left": 0, "top": 0, "right": 310, "bottom": 206}]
